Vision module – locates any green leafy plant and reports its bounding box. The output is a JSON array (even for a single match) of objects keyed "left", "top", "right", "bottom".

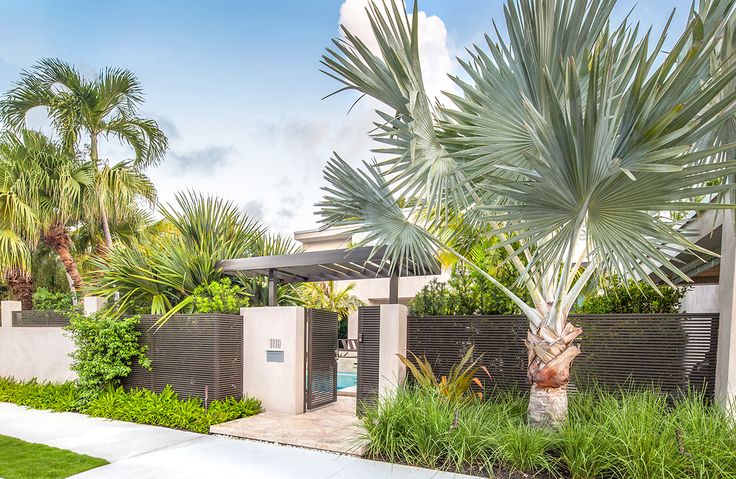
[
  {"left": 65, "top": 312, "right": 151, "bottom": 402},
  {"left": 398, "top": 346, "right": 490, "bottom": 401},
  {"left": 84, "top": 385, "right": 261, "bottom": 434},
  {"left": 576, "top": 277, "right": 688, "bottom": 314},
  {"left": 31, "top": 287, "right": 74, "bottom": 312},
  {"left": 0, "top": 378, "right": 261, "bottom": 434},
  {"left": 191, "top": 278, "right": 249, "bottom": 314}
]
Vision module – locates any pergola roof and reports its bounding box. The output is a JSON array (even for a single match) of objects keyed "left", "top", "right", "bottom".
[{"left": 218, "top": 246, "right": 440, "bottom": 283}]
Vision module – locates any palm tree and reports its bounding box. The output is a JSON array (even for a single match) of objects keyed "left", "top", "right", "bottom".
[
  {"left": 0, "top": 58, "right": 167, "bottom": 251},
  {"left": 317, "top": 0, "right": 736, "bottom": 426},
  {"left": 92, "top": 191, "right": 265, "bottom": 317},
  {"left": 302, "top": 281, "right": 364, "bottom": 320},
  {"left": 0, "top": 131, "right": 92, "bottom": 300}
]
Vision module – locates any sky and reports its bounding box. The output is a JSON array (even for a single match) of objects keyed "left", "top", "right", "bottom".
[{"left": 0, "top": 0, "right": 694, "bottom": 236}]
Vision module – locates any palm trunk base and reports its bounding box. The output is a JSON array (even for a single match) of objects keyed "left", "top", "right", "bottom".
[{"left": 528, "top": 384, "right": 568, "bottom": 428}]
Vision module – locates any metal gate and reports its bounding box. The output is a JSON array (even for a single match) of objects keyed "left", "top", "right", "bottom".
[{"left": 305, "top": 309, "right": 338, "bottom": 410}]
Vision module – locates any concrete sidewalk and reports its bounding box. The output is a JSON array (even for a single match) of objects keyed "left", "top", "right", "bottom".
[{"left": 0, "top": 403, "right": 478, "bottom": 478}]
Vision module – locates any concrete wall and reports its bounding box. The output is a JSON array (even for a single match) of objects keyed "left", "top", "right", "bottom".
[
  {"left": 0, "top": 301, "right": 76, "bottom": 383},
  {"left": 242, "top": 306, "right": 306, "bottom": 414},
  {"left": 681, "top": 285, "right": 720, "bottom": 313}
]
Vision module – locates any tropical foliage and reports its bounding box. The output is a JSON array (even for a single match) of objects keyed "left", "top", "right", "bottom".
[
  {"left": 301, "top": 281, "right": 364, "bottom": 320},
  {"left": 0, "top": 58, "right": 166, "bottom": 251},
  {"left": 398, "top": 346, "right": 490, "bottom": 401},
  {"left": 66, "top": 312, "right": 151, "bottom": 402},
  {"left": 31, "top": 287, "right": 74, "bottom": 312},
  {"left": 91, "top": 191, "right": 306, "bottom": 319},
  {"left": 0, "top": 378, "right": 261, "bottom": 435},
  {"left": 318, "top": 0, "right": 736, "bottom": 425},
  {"left": 575, "top": 278, "right": 688, "bottom": 314},
  {"left": 192, "top": 278, "right": 249, "bottom": 314}
]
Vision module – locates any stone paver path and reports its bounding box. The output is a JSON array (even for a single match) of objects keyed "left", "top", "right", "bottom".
[
  {"left": 0, "top": 402, "right": 479, "bottom": 479},
  {"left": 211, "top": 395, "right": 366, "bottom": 455}
]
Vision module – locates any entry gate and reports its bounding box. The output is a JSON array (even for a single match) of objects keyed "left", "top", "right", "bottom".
[{"left": 305, "top": 309, "right": 338, "bottom": 410}]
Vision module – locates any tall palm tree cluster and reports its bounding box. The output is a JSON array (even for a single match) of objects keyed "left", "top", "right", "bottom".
[
  {"left": 318, "top": 0, "right": 736, "bottom": 425},
  {"left": 0, "top": 58, "right": 365, "bottom": 322},
  {"left": 0, "top": 59, "right": 165, "bottom": 307}
]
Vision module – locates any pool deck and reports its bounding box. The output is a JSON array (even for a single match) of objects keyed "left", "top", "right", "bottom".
[{"left": 210, "top": 396, "right": 366, "bottom": 456}]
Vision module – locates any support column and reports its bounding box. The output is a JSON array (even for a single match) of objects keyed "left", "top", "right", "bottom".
[
  {"left": 83, "top": 296, "right": 107, "bottom": 316},
  {"left": 378, "top": 304, "right": 407, "bottom": 400},
  {"left": 268, "top": 269, "right": 278, "bottom": 306},
  {"left": 242, "top": 306, "right": 306, "bottom": 414},
  {"left": 388, "top": 274, "right": 399, "bottom": 304},
  {"left": 716, "top": 209, "right": 736, "bottom": 406}
]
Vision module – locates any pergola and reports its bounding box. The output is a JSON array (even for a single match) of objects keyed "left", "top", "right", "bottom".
[{"left": 218, "top": 246, "right": 440, "bottom": 306}]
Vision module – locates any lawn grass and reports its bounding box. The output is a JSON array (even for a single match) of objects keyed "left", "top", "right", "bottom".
[{"left": 0, "top": 434, "right": 107, "bottom": 479}]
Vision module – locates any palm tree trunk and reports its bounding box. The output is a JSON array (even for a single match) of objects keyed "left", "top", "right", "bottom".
[
  {"left": 43, "top": 224, "right": 83, "bottom": 294},
  {"left": 99, "top": 199, "right": 114, "bottom": 251},
  {"left": 91, "top": 133, "right": 114, "bottom": 252},
  {"left": 525, "top": 321, "right": 582, "bottom": 428},
  {"left": 64, "top": 271, "right": 78, "bottom": 306},
  {"left": 5, "top": 269, "right": 33, "bottom": 310}
]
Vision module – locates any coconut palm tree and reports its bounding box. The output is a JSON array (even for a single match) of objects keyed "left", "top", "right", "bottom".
[
  {"left": 0, "top": 131, "right": 92, "bottom": 306},
  {"left": 0, "top": 131, "right": 93, "bottom": 301},
  {"left": 317, "top": 0, "right": 736, "bottom": 426},
  {"left": 0, "top": 58, "right": 167, "bottom": 251}
]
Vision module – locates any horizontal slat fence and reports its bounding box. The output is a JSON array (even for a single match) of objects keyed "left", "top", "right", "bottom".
[
  {"left": 407, "top": 313, "right": 719, "bottom": 400},
  {"left": 11, "top": 310, "right": 70, "bottom": 327},
  {"left": 123, "top": 314, "right": 243, "bottom": 402}
]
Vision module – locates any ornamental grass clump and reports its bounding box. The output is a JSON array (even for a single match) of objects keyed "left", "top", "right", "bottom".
[{"left": 362, "top": 386, "right": 736, "bottom": 478}]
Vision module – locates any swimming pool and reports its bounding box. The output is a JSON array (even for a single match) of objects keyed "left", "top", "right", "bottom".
[{"left": 337, "top": 371, "right": 357, "bottom": 390}]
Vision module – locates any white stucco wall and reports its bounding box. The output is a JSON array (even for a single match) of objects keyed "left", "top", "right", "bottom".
[
  {"left": 681, "top": 285, "right": 720, "bottom": 313},
  {"left": 242, "top": 306, "right": 306, "bottom": 414},
  {"left": 378, "top": 304, "right": 408, "bottom": 400},
  {"left": 0, "top": 301, "right": 76, "bottom": 383}
]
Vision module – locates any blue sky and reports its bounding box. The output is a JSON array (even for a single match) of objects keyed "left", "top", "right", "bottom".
[{"left": 0, "top": 0, "right": 693, "bottom": 234}]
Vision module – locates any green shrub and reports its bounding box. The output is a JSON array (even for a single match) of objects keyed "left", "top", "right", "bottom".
[
  {"left": 191, "top": 278, "right": 249, "bottom": 314},
  {"left": 0, "top": 377, "right": 261, "bottom": 434},
  {"left": 65, "top": 312, "right": 151, "bottom": 402},
  {"left": 575, "top": 277, "right": 688, "bottom": 314},
  {"left": 0, "top": 377, "right": 77, "bottom": 412},
  {"left": 84, "top": 386, "right": 261, "bottom": 434},
  {"left": 409, "top": 243, "right": 530, "bottom": 316},
  {"left": 31, "top": 287, "right": 74, "bottom": 312},
  {"left": 362, "top": 386, "right": 736, "bottom": 478}
]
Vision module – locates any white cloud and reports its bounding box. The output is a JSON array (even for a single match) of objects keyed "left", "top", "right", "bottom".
[{"left": 338, "top": 0, "right": 455, "bottom": 102}]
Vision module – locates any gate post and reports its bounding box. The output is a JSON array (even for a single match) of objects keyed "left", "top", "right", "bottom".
[
  {"left": 378, "top": 304, "right": 408, "bottom": 400},
  {"left": 242, "top": 306, "right": 306, "bottom": 415},
  {"left": 716, "top": 207, "right": 736, "bottom": 407}
]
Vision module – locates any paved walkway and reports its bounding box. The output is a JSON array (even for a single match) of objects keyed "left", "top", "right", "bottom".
[
  {"left": 211, "top": 396, "right": 367, "bottom": 455},
  {"left": 0, "top": 402, "right": 478, "bottom": 478}
]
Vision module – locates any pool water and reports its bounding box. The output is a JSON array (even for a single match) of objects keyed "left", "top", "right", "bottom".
[{"left": 337, "top": 371, "right": 357, "bottom": 390}]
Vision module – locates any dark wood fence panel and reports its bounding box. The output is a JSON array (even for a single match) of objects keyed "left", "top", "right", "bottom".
[
  {"left": 123, "top": 314, "right": 243, "bottom": 402},
  {"left": 407, "top": 313, "right": 719, "bottom": 400},
  {"left": 305, "top": 309, "right": 338, "bottom": 410},
  {"left": 357, "top": 306, "right": 380, "bottom": 415},
  {"left": 11, "top": 310, "right": 70, "bottom": 327}
]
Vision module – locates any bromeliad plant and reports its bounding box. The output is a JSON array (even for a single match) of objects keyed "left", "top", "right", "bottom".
[
  {"left": 398, "top": 346, "right": 491, "bottom": 401},
  {"left": 318, "top": 0, "right": 736, "bottom": 426}
]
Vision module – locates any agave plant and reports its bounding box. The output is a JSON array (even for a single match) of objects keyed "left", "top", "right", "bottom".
[{"left": 318, "top": 0, "right": 736, "bottom": 426}]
